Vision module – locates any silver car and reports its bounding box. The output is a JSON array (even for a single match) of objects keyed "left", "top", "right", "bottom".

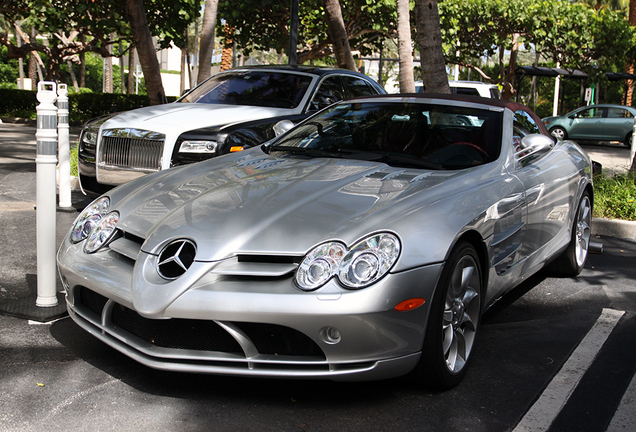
[{"left": 57, "top": 94, "right": 593, "bottom": 389}]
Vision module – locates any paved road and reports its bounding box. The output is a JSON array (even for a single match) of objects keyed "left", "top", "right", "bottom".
[{"left": 1, "top": 123, "right": 635, "bottom": 432}]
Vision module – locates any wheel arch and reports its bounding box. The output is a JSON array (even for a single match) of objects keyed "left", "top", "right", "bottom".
[{"left": 449, "top": 230, "right": 490, "bottom": 298}]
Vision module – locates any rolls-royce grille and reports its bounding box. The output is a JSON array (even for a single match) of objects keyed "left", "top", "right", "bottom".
[
  {"left": 100, "top": 133, "right": 164, "bottom": 171},
  {"left": 76, "top": 287, "right": 326, "bottom": 359}
]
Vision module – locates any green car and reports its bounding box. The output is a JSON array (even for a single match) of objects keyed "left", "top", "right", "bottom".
[{"left": 542, "top": 104, "right": 636, "bottom": 146}]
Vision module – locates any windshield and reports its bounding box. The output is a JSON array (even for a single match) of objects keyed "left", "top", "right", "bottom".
[
  {"left": 178, "top": 71, "right": 312, "bottom": 109},
  {"left": 268, "top": 102, "right": 503, "bottom": 170}
]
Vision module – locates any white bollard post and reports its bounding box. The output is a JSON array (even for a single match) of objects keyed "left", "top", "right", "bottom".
[
  {"left": 35, "top": 82, "right": 59, "bottom": 307},
  {"left": 57, "top": 83, "right": 72, "bottom": 208}
]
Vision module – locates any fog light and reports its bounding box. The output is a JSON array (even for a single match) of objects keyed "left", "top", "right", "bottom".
[{"left": 320, "top": 327, "right": 341, "bottom": 344}]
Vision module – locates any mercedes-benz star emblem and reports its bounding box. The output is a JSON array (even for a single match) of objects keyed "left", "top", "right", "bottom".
[{"left": 157, "top": 239, "right": 197, "bottom": 279}]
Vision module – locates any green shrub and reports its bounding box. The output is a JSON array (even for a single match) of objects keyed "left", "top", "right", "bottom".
[
  {"left": 593, "top": 172, "right": 636, "bottom": 221},
  {"left": 70, "top": 145, "right": 78, "bottom": 177},
  {"left": 0, "top": 88, "right": 176, "bottom": 125}
]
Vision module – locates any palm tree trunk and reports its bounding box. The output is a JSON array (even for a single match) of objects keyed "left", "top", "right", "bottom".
[
  {"left": 124, "top": 0, "right": 167, "bottom": 105},
  {"left": 321, "top": 0, "right": 356, "bottom": 71},
  {"left": 414, "top": 0, "right": 449, "bottom": 93},
  {"left": 197, "top": 0, "right": 219, "bottom": 83},
  {"left": 626, "top": 0, "right": 636, "bottom": 106},
  {"left": 397, "top": 0, "right": 415, "bottom": 93}
]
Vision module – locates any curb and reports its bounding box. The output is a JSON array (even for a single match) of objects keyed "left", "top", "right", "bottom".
[{"left": 592, "top": 218, "right": 636, "bottom": 241}]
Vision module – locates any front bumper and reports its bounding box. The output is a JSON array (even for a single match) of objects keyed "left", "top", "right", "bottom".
[{"left": 58, "top": 237, "right": 443, "bottom": 381}]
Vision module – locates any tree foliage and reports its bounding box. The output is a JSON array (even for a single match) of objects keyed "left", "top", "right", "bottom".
[
  {"left": 438, "top": 0, "right": 636, "bottom": 97},
  {"left": 0, "top": 0, "right": 200, "bottom": 81},
  {"left": 217, "top": 0, "right": 397, "bottom": 64}
]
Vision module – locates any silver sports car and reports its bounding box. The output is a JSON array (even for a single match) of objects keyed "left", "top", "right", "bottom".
[{"left": 57, "top": 94, "right": 593, "bottom": 389}]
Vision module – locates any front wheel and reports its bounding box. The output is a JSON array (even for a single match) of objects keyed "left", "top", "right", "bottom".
[
  {"left": 412, "top": 241, "right": 482, "bottom": 390},
  {"left": 549, "top": 191, "right": 592, "bottom": 276}
]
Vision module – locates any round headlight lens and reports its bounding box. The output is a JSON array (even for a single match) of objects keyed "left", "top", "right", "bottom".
[
  {"left": 296, "top": 233, "right": 401, "bottom": 291},
  {"left": 70, "top": 197, "right": 110, "bottom": 243},
  {"left": 339, "top": 233, "right": 400, "bottom": 289},
  {"left": 296, "top": 242, "right": 346, "bottom": 291},
  {"left": 84, "top": 211, "right": 119, "bottom": 253}
]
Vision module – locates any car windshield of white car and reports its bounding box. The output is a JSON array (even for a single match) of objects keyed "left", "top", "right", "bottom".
[
  {"left": 268, "top": 102, "right": 503, "bottom": 170},
  {"left": 178, "top": 71, "right": 312, "bottom": 109}
]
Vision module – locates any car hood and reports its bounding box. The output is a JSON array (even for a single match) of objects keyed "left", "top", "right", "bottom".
[
  {"left": 101, "top": 103, "right": 293, "bottom": 134},
  {"left": 110, "top": 148, "right": 482, "bottom": 263}
]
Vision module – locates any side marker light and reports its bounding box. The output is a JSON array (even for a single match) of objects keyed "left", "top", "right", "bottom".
[{"left": 394, "top": 298, "right": 425, "bottom": 312}]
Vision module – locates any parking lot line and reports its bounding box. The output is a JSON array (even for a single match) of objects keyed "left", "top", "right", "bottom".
[
  {"left": 511, "top": 308, "right": 625, "bottom": 432},
  {"left": 605, "top": 362, "right": 636, "bottom": 432}
]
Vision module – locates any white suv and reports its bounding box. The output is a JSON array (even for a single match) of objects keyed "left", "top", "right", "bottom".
[{"left": 414, "top": 81, "right": 501, "bottom": 99}]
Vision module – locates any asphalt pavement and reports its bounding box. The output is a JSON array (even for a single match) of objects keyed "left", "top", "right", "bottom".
[{"left": 1, "top": 122, "right": 635, "bottom": 432}]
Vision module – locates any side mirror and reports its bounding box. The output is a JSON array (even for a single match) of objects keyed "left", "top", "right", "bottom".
[
  {"left": 515, "top": 134, "right": 553, "bottom": 163},
  {"left": 273, "top": 120, "right": 294, "bottom": 136}
]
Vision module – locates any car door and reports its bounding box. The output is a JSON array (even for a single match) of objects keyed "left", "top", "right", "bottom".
[
  {"left": 511, "top": 110, "right": 575, "bottom": 259},
  {"left": 603, "top": 107, "right": 634, "bottom": 142},
  {"left": 567, "top": 106, "right": 605, "bottom": 140}
]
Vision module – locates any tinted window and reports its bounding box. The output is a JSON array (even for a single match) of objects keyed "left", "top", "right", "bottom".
[
  {"left": 179, "top": 71, "right": 312, "bottom": 108},
  {"left": 574, "top": 107, "right": 603, "bottom": 118},
  {"left": 310, "top": 77, "right": 346, "bottom": 110},
  {"left": 607, "top": 108, "right": 634, "bottom": 118},
  {"left": 450, "top": 87, "right": 481, "bottom": 97},
  {"left": 343, "top": 76, "right": 377, "bottom": 97},
  {"left": 514, "top": 110, "right": 542, "bottom": 136}
]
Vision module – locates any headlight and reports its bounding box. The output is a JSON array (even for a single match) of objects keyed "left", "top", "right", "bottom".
[
  {"left": 296, "top": 242, "right": 346, "bottom": 290},
  {"left": 178, "top": 140, "right": 218, "bottom": 153},
  {"left": 84, "top": 211, "right": 119, "bottom": 253},
  {"left": 70, "top": 197, "right": 110, "bottom": 243},
  {"left": 296, "top": 233, "right": 400, "bottom": 291},
  {"left": 83, "top": 129, "right": 98, "bottom": 145}
]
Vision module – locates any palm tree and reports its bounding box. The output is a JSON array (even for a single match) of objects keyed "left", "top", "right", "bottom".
[
  {"left": 322, "top": 0, "right": 357, "bottom": 71},
  {"left": 125, "top": 0, "right": 167, "bottom": 105},
  {"left": 197, "top": 0, "right": 219, "bottom": 83},
  {"left": 414, "top": 0, "right": 449, "bottom": 93},
  {"left": 397, "top": 0, "right": 415, "bottom": 93}
]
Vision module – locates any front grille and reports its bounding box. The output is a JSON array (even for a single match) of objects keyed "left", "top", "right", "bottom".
[
  {"left": 100, "top": 131, "right": 164, "bottom": 171},
  {"left": 236, "top": 322, "right": 324, "bottom": 357},
  {"left": 111, "top": 304, "right": 244, "bottom": 354},
  {"left": 79, "top": 287, "right": 109, "bottom": 316},
  {"left": 76, "top": 287, "right": 326, "bottom": 360}
]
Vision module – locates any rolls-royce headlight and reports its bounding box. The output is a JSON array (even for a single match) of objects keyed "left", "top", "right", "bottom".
[
  {"left": 84, "top": 211, "right": 119, "bottom": 253},
  {"left": 83, "top": 129, "right": 98, "bottom": 145},
  {"left": 296, "top": 242, "right": 346, "bottom": 291},
  {"left": 339, "top": 233, "right": 401, "bottom": 288},
  {"left": 70, "top": 197, "right": 110, "bottom": 243},
  {"left": 295, "top": 233, "right": 400, "bottom": 291},
  {"left": 179, "top": 140, "right": 218, "bottom": 153}
]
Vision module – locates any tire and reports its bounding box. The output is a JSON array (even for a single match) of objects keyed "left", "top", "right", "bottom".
[
  {"left": 550, "top": 127, "right": 567, "bottom": 140},
  {"left": 412, "top": 241, "right": 482, "bottom": 390},
  {"left": 549, "top": 191, "right": 592, "bottom": 277},
  {"left": 624, "top": 132, "right": 632, "bottom": 147}
]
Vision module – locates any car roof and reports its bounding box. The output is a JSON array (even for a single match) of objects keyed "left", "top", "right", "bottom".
[
  {"left": 576, "top": 104, "right": 635, "bottom": 109},
  {"left": 449, "top": 80, "right": 499, "bottom": 88},
  {"left": 222, "top": 65, "right": 371, "bottom": 78}
]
